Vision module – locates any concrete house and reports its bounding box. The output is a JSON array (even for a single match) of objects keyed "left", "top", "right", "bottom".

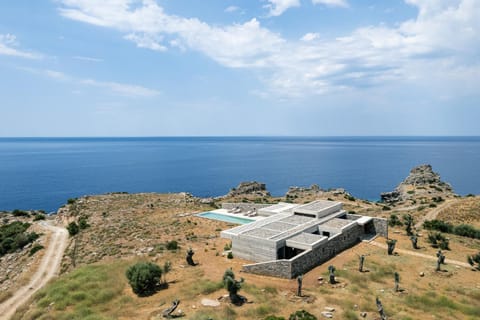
[{"left": 221, "top": 200, "right": 387, "bottom": 278}]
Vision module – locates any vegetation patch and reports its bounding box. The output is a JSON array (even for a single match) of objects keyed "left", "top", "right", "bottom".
[
  {"left": 15, "top": 262, "right": 128, "bottom": 320},
  {"left": 424, "top": 220, "right": 480, "bottom": 239},
  {"left": 0, "top": 221, "right": 39, "bottom": 257}
]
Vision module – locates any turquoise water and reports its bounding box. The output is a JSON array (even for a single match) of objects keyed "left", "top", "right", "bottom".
[{"left": 197, "top": 212, "right": 254, "bottom": 224}]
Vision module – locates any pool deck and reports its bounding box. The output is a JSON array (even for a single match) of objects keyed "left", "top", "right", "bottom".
[{"left": 207, "top": 208, "right": 266, "bottom": 221}]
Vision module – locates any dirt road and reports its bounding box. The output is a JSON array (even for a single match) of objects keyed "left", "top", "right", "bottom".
[
  {"left": 414, "top": 199, "right": 458, "bottom": 229},
  {"left": 368, "top": 240, "right": 471, "bottom": 268},
  {"left": 0, "top": 221, "right": 68, "bottom": 320}
]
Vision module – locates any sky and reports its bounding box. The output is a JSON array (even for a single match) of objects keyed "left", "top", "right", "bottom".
[{"left": 0, "top": 0, "right": 479, "bottom": 137}]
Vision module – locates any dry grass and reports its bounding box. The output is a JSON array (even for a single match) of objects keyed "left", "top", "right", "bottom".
[
  {"left": 437, "top": 196, "right": 480, "bottom": 228},
  {"left": 11, "top": 192, "right": 480, "bottom": 319}
]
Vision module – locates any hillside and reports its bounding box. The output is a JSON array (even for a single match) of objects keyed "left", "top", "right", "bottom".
[{"left": 7, "top": 165, "right": 480, "bottom": 320}]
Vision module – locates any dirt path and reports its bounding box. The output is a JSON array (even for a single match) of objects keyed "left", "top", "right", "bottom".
[
  {"left": 368, "top": 240, "right": 471, "bottom": 268},
  {"left": 0, "top": 221, "right": 68, "bottom": 320},
  {"left": 414, "top": 199, "right": 458, "bottom": 229}
]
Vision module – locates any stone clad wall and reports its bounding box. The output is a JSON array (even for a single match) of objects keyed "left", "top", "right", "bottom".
[
  {"left": 290, "top": 224, "right": 363, "bottom": 278},
  {"left": 373, "top": 218, "right": 388, "bottom": 237},
  {"left": 241, "top": 224, "right": 364, "bottom": 278},
  {"left": 242, "top": 260, "right": 292, "bottom": 278},
  {"left": 233, "top": 236, "right": 277, "bottom": 262}
]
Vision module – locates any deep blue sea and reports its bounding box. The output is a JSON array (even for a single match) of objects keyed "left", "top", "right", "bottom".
[{"left": 1, "top": 137, "right": 479, "bottom": 213}]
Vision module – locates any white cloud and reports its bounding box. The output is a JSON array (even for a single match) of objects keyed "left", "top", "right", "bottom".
[
  {"left": 124, "top": 33, "right": 167, "bottom": 51},
  {"left": 73, "top": 55, "right": 103, "bottom": 62},
  {"left": 225, "top": 6, "right": 240, "bottom": 13},
  {"left": 312, "top": 0, "right": 349, "bottom": 8},
  {"left": 57, "top": 0, "right": 480, "bottom": 98},
  {"left": 265, "top": 0, "right": 301, "bottom": 16},
  {"left": 81, "top": 78, "right": 160, "bottom": 97},
  {"left": 19, "top": 66, "right": 160, "bottom": 97},
  {"left": 301, "top": 32, "right": 320, "bottom": 41},
  {"left": 0, "top": 34, "right": 41, "bottom": 59}
]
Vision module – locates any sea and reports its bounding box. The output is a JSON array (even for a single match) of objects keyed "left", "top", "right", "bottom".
[{"left": 1, "top": 137, "right": 479, "bottom": 213}]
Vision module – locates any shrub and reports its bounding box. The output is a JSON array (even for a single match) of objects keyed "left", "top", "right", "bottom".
[
  {"left": 33, "top": 213, "right": 46, "bottom": 221},
  {"left": 125, "top": 262, "right": 162, "bottom": 296},
  {"left": 388, "top": 214, "right": 403, "bottom": 227},
  {"left": 29, "top": 244, "right": 44, "bottom": 256},
  {"left": 166, "top": 240, "right": 178, "bottom": 251},
  {"left": 12, "top": 209, "right": 29, "bottom": 217},
  {"left": 227, "top": 252, "right": 234, "bottom": 259},
  {"left": 382, "top": 206, "right": 391, "bottom": 211},
  {"left": 423, "top": 220, "right": 453, "bottom": 233},
  {"left": 78, "top": 216, "right": 90, "bottom": 230},
  {"left": 264, "top": 316, "right": 285, "bottom": 320},
  {"left": 0, "top": 221, "right": 38, "bottom": 256},
  {"left": 289, "top": 310, "right": 317, "bottom": 320},
  {"left": 424, "top": 220, "right": 480, "bottom": 239},
  {"left": 67, "top": 222, "right": 79, "bottom": 236},
  {"left": 427, "top": 232, "right": 449, "bottom": 250},
  {"left": 67, "top": 198, "right": 77, "bottom": 205},
  {"left": 453, "top": 224, "right": 480, "bottom": 239},
  {"left": 345, "top": 195, "right": 356, "bottom": 201}
]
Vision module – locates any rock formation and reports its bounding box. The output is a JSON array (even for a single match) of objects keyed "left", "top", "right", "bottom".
[
  {"left": 227, "top": 181, "right": 270, "bottom": 197},
  {"left": 381, "top": 164, "right": 454, "bottom": 203}
]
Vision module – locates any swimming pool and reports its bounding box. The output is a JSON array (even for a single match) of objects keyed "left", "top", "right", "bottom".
[{"left": 197, "top": 212, "right": 254, "bottom": 224}]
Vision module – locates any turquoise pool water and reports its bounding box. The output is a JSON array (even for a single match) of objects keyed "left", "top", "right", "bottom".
[{"left": 197, "top": 212, "right": 254, "bottom": 224}]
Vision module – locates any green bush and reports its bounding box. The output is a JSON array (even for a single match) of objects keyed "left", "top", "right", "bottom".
[
  {"left": 166, "top": 240, "right": 178, "bottom": 251},
  {"left": 289, "top": 310, "right": 317, "bottom": 320},
  {"left": 33, "top": 213, "right": 46, "bottom": 221},
  {"left": 227, "top": 252, "right": 234, "bottom": 259},
  {"left": 67, "top": 198, "right": 77, "bottom": 205},
  {"left": 29, "top": 244, "right": 44, "bottom": 256},
  {"left": 12, "top": 209, "right": 29, "bottom": 217},
  {"left": 423, "top": 220, "right": 453, "bottom": 233},
  {"left": 423, "top": 220, "right": 480, "bottom": 239},
  {"left": 264, "top": 316, "right": 286, "bottom": 320},
  {"left": 0, "top": 221, "right": 38, "bottom": 256},
  {"left": 125, "top": 262, "right": 162, "bottom": 296},
  {"left": 388, "top": 214, "right": 403, "bottom": 227},
  {"left": 453, "top": 224, "right": 480, "bottom": 239},
  {"left": 78, "top": 216, "right": 90, "bottom": 230},
  {"left": 67, "top": 222, "right": 79, "bottom": 236},
  {"left": 427, "top": 232, "right": 449, "bottom": 250}
]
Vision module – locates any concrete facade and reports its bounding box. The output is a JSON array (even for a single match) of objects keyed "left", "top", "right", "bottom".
[{"left": 221, "top": 200, "right": 387, "bottom": 279}]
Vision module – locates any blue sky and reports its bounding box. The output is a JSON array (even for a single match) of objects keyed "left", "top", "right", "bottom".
[{"left": 0, "top": 0, "right": 479, "bottom": 136}]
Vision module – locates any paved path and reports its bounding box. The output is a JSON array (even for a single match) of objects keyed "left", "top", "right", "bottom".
[
  {"left": 0, "top": 221, "right": 68, "bottom": 320},
  {"left": 368, "top": 240, "right": 471, "bottom": 268}
]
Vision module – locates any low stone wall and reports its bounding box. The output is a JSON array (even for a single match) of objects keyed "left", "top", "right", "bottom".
[
  {"left": 221, "top": 203, "right": 271, "bottom": 211},
  {"left": 242, "top": 259, "right": 292, "bottom": 278}
]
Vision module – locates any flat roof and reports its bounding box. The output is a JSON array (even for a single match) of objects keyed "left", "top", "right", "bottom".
[
  {"left": 294, "top": 200, "right": 341, "bottom": 214},
  {"left": 287, "top": 232, "right": 326, "bottom": 245},
  {"left": 321, "top": 218, "right": 354, "bottom": 229}
]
